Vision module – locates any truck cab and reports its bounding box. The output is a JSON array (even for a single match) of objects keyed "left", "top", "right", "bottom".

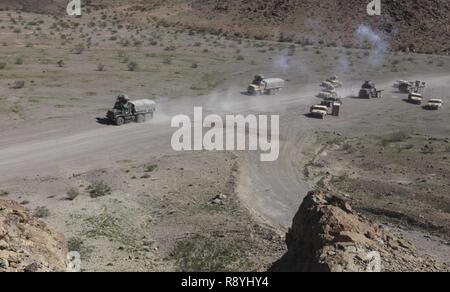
[{"left": 309, "top": 105, "right": 329, "bottom": 119}]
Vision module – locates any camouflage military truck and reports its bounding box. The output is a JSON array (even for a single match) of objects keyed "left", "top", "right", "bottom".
[
  {"left": 424, "top": 99, "right": 443, "bottom": 110},
  {"left": 397, "top": 80, "right": 426, "bottom": 94},
  {"left": 407, "top": 92, "right": 423, "bottom": 105},
  {"left": 317, "top": 88, "right": 339, "bottom": 100},
  {"left": 247, "top": 75, "right": 285, "bottom": 95},
  {"left": 106, "top": 94, "right": 156, "bottom": 126},
  {"left": 359, "top": 80, "right": 383, "bottom": 99},
  {"left": 326, "top": 75, "right": 342, "bottom": 88}
]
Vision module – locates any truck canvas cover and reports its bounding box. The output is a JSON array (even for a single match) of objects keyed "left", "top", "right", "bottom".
[
  {"left": 264, "top": 78, "right": 285, "bottom": 89},
  {"left": 130, "top": 99, "right": 156, "bottom": 112}
]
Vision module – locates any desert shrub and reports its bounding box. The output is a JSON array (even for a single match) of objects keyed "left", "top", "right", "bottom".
[
  {"left": 10, "top": 80, "right": 25, "bottom": 89},
  {"left": 14, "top": 57, "right": 23, "bottom": 65},
  {"left": 127, "top": 61, "right": 138, "bottom": 71},
  {"left": 381, "top": 131, "right": 410, "bottom": 146},
  {"left": 87, "top": 181, "right": 112, "bottom": 198},
  {"left": 72, "top": 44, "right": 85, "bottom": 54},
  {"left": 191, "top": 62, "right": 198, "bottom": 69},
  {"left": 145, "top": 164, "right": 158, "bottom": 173},
  {"left": 165, "top": 45, "right": 176, "bottom": 51},
  {"left": 236, "top": 55, "right": 245, "bottom": 61},
  {"left": 96, "top": 63, "right": 105, "bottom": 71},
  {"left": 0, "top": 190, "right": 9, "bottom": 197},
  {"left": 162, "top": 57, "right": 172, "bottom": 65},
  {"left": 33, "top": 206, "right": 50, "bottom": 218},
  {"left": 66, "top": 188, "right": 80, "bottom": 201},
  {"left": 342, "top": 143, "right": 357, "bottom": 154},
  {"left": 0, "top": 62, "right": 6, "bottom": 69},
  {"left": 68, "top": 237, "right": 84, "bottom": 252}
]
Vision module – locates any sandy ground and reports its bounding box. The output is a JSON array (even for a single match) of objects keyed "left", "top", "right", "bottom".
[{"left": 0, "top": 10, "right": 449, "bottom": 270}]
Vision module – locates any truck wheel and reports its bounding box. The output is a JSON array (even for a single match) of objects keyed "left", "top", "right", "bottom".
[
  {"left": 145, "top": 113, "right": 154, "bottom": 120},
  {"left": 136, "top": 114, "right": 146, "bottom": 123},
  {"left": 115, "top": 117, "right": 125, "bottom": 126}
]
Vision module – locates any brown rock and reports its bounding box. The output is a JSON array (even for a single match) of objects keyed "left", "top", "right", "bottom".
[
  {"left": 270, "top": 191, "right": 450, "bottom": 272},
  {"left": 0, "top": 199, "right": 68, "bottom": 272}
]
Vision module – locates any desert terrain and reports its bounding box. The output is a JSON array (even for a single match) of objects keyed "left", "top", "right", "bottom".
[{"left": 0, "top": 3, "right": 449, "bottom": 271}]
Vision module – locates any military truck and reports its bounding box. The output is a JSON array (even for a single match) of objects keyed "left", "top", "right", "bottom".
[
  {"left": 309, "top": 105, "right": 329, "bottom": 119},
  {"left": 326, "top": 75, "right": 342, "bottom": 88},
  {"left": 317, "top": 89, "right": 339, "bottom": 100},
  {"left": 424, "top": 99, "right": 443, "bottom": 110},
  {"left": 106, "top": 95, "right": 156, "bottom": 126},
  {"left": 407, "top": 92, "right": 423, "bottom": 105},
  {"left": 398, "top": 80, "right": 426, "bottom": 94},
  {"left": 359, "top": 80, "right": 383, "bottom": 99},
  {"left": 247, "top": 75, "right": 285, "bottom": 95}
]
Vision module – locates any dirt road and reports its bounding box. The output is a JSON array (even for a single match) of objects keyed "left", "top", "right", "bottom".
[{"left": 1, "top": 75, "right": 449, "bottom": 230}]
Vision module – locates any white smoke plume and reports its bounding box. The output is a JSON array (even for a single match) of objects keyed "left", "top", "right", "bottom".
[
  {"left": 355, "top": 24, "right": 388, "bottom": 65},
  {"left": 273, "top": 55, "right": 290, "bottom": 74}
]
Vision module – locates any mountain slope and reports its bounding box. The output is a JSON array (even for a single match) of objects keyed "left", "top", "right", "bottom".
[{"left": 1, "top": 0, "right": 449, "bottom": 54}]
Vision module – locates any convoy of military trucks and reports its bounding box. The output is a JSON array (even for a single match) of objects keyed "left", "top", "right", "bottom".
[{"left": 106, "top": 74, "right": 443, "bottom": 125}]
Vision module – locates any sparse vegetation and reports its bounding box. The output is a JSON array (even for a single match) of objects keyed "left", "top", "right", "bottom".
[
  {"left": 127, "top": 61, "right": 138, "bottom": 71},
  {"left": 96, "top": 63, "right": 105, "bottom": 71},
  {"left": 145, "top": 164, "right": 158, "bottom": 172},
  {"left": 381, "top": 131, "right": 410, "bottom": 146},
  {"left": 171, "top": 235, "right": 245, "bottom": 272},
  {"left": 0, "top": 190, "right": 9, "bottom": 197},
  {"left": 10, "top": 80, "right": 25, "bottom": 89},
  {"left": 342, "top": 143, "right": 357, "bottom": 154},
  {"left": 33, "top": 206, "right": 51, "bottom": 218},
  {"left": 72, "top": 44, "right": 85, "bottom": 54},
  {"left": 14, "top": 57, "right": 23, "bottom": 65},
  {"left": 87, "top": 181, "right": 112, "bottom": 198},
  {"left": 66, "top": 188, "right": 80, "bottom": 201}
]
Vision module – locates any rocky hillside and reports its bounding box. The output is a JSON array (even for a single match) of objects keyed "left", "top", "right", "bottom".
[
  {"left": 0, "top": 200, "right": 68, "bottom": 272},
  {"left": 1, "top": 0, "right": 448, "bottom": 54},
  {"left": 270, "top": 191, "right": 449, "bottom": 272},
  {"left": 181, "top": 0, "right": 450, "bottom": 54}
]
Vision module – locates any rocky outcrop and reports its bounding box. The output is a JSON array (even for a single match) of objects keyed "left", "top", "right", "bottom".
[
  {"left": 271, "top": 191, "right": 449, "bottom": 272},
  {"left": 0, "top": 200, "right": 68, "bottom": 272}
]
